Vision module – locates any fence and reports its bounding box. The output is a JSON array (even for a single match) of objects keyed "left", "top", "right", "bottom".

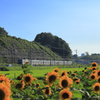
[{"left": 0, "top": 45, "right": 72, "bottom": 65}]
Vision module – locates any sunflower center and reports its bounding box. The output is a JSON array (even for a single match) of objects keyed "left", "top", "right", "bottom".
[
  {"left": 61, "top": 73, "right": 65, "bottom": 76},
  {"left": 16, "top": 83, "right": 22, "bottom": 89},
  {"left": 72, "top": 74, "right": 75, "bottom": 77},
  {"left": 0, "top": 89, "right": 5, "bottom": 100},
  {"left": 98, "top": 72, "right": 100, "bottom": 76},
  {"left": 98, "top": 79, "right": 100, "bottom": 83},
  {"left": 49, "top": 75, "right": 56, "bottom": 83},
  {"left": 92, "top": 64, "right": 96, "bottom": 67},
  {"left": 36, "top": 84, "right": 39, "bottom": 88},
  {"left": 62, "top": 80, "right": 68, "bottom": 88},
  {"left": 45, "top": 88, "right": 49, "bottom": 95},
  {"left": 62, "top": 93, "right": 69, "bottom": 99},
  {"left": 92, "top": 67, "right": 96, "bottom": 70},
  {"left": 54, "top": 70, "right": 58, "bottom": 72},
  {"left": 76, "top": 82, "right": 79, "bottom": 84},
  {"left": 73, "top": 78, "right": 78, "bottom": 82},
  {"left": 25, "top": 76, "right": 31, "bottom": 82},
  {"left": 91, "top": 75, "right": 95, "bottom": 79},
  {"left": 94, "top": 86, "right": 99, "bottom": 91},
  {"left": 0, "top": 80, "right": 3, "bottom": 82}
]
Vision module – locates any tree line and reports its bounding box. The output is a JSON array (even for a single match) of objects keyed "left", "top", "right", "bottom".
[{"left": 34, "top": 32, "right": 72, "bottom": 60}]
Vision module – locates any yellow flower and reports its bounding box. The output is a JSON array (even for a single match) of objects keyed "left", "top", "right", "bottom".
[
  {"left": 17, "top": 73, "right": 24, "bottom": 80},
  {"left": 43, "top": 85, "right": 52, "bottom": 97},
  {"left": 92, "top": 83, "right": 100, "bottom": 93},
  {"left": 15, "top": 80, "right": 25, "bottom": 90},
  {"left": 46, "top": 71, "right": 59, "bottom": 86},
  {"left": 91, "top": 62, "right": 98, "bottom": 67},
  {"left": 89, "top": 67, "right": 97, "bottom": 71},
  {"left": 75, "top": 79, "right": 80, "bottom": 84},
  {"left": 0, "top": 74, "right": 5, "bottom": 77},
  {"left": 72, "top": 77, "right": 78, "bottom": 82},
  {"left": 35, "top": 83, "right": 40, "bottom": 89},
  {"left": 96, "top": 76, "right": 100, "bottom": 83},
  {"left": 0, "top": 83, "right": 11, "bottom": 100},
  {"left": 0, "top": 76, "right": 11, "bottom": 88},
  {"left": 24, "top": 74, "right": 33, "bottom": 84},
  {"left": 89, "top": 73, "right": 97, "bottom": 80},
  {"left": 52, "top": 68, "right": 60, "bottom": 73},
  {"left": 60, "top": 71, "right": 68, "bottom": 77},
  {"left": 96, "top": 69, "right": 100, "bottom": 77},
  {"left": 71, "top": 73, "right": 76, "bottom": 77},
  {"left": 59, "top": 89, "right": 72, "bottom": 100},
  {"left": 59, "top": 76, "right": 73, "bottom": 89}
]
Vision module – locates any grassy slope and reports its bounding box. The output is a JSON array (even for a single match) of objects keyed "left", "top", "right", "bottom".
[{"left": 0, "top": 35, "right": 62, "bottom": 62}]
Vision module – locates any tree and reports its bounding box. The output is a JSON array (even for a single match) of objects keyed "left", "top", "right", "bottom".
[
  {"left": 34, "top": 32, "right": 72, "bottom": 59},
  {"left": 0, "top": 27, "right": 8, "bottom": 36}
]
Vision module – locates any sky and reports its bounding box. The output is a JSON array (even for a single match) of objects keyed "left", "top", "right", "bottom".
[{"left": 0, "top": 0, "right": 100, "bottom": 56}]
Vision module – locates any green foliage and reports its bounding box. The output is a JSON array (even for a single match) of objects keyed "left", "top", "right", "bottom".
[
  {"left": 80, "top": 54, "right": 100, "bottom": 60},
  {"left": 34, "top": 32, "right": 72, "bottom": 59},
  {"left": 21, "top": 64, "right": 33, "bottom": 74},
  {"left": 1, "top": 64, "right": 100, "bottom": 99},
  {"left": 0, "top": 27, "right": 8, "bottom": 36},
  {"left": 0, "top": 31, "right": 62, "bottom": 63}
]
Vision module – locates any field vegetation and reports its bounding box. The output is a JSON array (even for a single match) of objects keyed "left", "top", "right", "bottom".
[{"left": 0, "top": 63, "right": 100, "bottom": 100}]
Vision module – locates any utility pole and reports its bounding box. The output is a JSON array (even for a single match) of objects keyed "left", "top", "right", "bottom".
[
  {"left": 74, "top": 50, "right": 78, "bottom": 60},
  {"left": 75, "top": 50, "right": 77, "bottom": 56}
]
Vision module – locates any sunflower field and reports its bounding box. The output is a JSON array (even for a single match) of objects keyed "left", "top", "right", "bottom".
[{"left": 0, "top": 62, "right": 100, "bottom": 100}]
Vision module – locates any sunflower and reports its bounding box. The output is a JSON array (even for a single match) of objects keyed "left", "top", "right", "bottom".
[
  {"left": 72, "top": 77, "right": 79, "bottom": 82},
  {"left": 10, "top": 80, "right": 15, "bottom": 85},
  {"left": 24, "top": 74, "right": 33, "bottom": 84},
  {"left": 89, "top": 73, "right": 97, "bottom": 80},
  {"left": 3, "top": 97, "right": 12, "bottom": 100},
  {"left": 71, "top": 73, "right": 76, "bottom": 77},
  {"left": 59, "top": 76, "right": 73, "bottom": 89},
  {"left": 92, "top": 83, "right": 100, "bottom": 93},
  {"left": 46, "top": 71, "right": 59, "bottom": 86},
  {"left": 33, "top": 77, "right": 37, "bottom": 81},
  {"left": 84, "top": 67, "right": 87, "bottom": 70},
  {"left": 0, "top": 83, "right": 11, "bottom": 100},
  {"left": 0, "top": 76, "right": 10, "bottom": 83},
  {"left": 53, "top": 68, "right": 60, "bottom": 73},
  {"left": 74, "top": 71, "right": 77, "bottom": 73},
  {"left": 0, "top": 76, "right": 11, "bottom": 88},
  {"left": 89, "top": 67, "right": 97, "bottom": 71},
  {"left": 60, "top": 71, "right": 68, "bottom": 77},
  {"left": 0, "top": 74, "right": 5, "bottom": 77},
  {"left": 82, "top": 70, "right": 86, "bottom": 73},
  {"left": 91, "top": 62, "right": 98, "bottom": 67},
  {"left": 96, "top": 76, "right": 100, "bottom": 83},
  {"left": 92, "top": 70, "right": 97, "bottom": 73},
  {"left": 67, "top": 71, "right": 72, "bottom": 75},
  {"left": 43, "top": 85, "right": 52, "bottom": 97},
  {"left": 35, "top": 83, "right": 40, "bottom": 89},
  {"left": 59, "top": 89, "right": 72, "bottom": 100},
  {"left": 75, "top": 79, "right": 80, "bottom": 84},
  {"left": 17, "top": 73, "right": 24, "bottom": 80},
  {"left": 96, "top": 69, "right": 100, "bottom": 77},
  {"left": 15, "top": 81, "right": 25, "bottom": 90}
]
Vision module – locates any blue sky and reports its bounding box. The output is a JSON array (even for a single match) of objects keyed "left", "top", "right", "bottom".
[{"left": 0, "top": 0, "right": 100, "bottom": 56}]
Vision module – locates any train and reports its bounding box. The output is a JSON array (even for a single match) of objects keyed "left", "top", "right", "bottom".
[{"left": 18, "top": 59, "right": 72, "bottom": 66}]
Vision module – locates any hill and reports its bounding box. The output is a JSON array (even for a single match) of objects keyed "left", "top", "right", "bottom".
[
  {"left": 34, "top": 32, "right": 72, "bottom": 59},
  {"left": 0, "top": 35, "right": 64, "bottom": 63},
  {"left": 0, "top": 27, "right": 73, "bottom": 63}
]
